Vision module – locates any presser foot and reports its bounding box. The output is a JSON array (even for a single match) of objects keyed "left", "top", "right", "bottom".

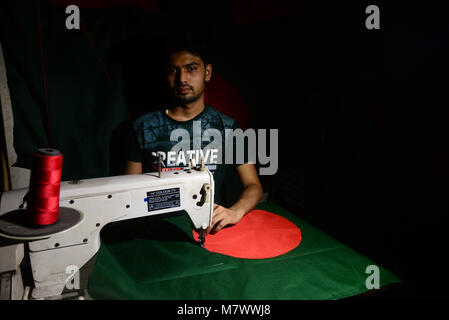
[{"left": 198, "top": 229, "right": 206, "bottom": 248}]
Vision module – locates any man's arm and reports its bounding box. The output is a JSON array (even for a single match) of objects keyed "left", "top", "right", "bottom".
[
  {"left": 207, "top": 163, "right": 263, "bottom": 234},
  {"left": 125, "top": 161, "right": 142, "bottom": 174}
]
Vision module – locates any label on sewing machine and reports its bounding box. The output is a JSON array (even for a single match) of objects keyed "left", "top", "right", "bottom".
[{"left": 146, "top": 187, "right": 181, "bottom": 212}]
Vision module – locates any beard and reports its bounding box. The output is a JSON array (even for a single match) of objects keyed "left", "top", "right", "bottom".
[{"left": 171, "top": 83, "right": 205, "bottom": 105}]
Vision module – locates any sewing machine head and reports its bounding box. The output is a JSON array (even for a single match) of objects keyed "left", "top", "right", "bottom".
[{"left": 0, "top": 165, "right": 214, "bottom": 300}]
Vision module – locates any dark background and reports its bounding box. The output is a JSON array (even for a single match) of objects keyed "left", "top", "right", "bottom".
[{"left": 1, "top": 0, "right": 448, "bottom": 298}]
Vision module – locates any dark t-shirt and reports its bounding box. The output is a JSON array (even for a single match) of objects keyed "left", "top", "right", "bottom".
[{"left": 126, "top": 105, "right": 245, "bottom": 204}]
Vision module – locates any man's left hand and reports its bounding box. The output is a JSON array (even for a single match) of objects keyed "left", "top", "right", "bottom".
[{"left": 206, "top": 204, "right": 245, "bottom": 234}]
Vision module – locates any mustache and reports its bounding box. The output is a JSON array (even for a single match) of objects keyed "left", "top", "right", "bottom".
[{"left": 175, "top": 85, "right": 192, "bottom": 90}]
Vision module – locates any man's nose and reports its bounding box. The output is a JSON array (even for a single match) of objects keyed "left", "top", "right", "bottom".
[{"left": 175, "top": 69, "right": 188, "bottom": 84}]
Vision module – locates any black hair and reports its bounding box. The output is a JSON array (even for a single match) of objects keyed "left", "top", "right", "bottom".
[{"left": 162, "top": 32, "right": 211, "bottom": 67}]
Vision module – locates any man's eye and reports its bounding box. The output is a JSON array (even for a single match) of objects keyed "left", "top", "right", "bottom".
[
  {"left": 187, "top": 66, "right": 197, "bottom": 72},
  {"left": 168, "top": 68, "right": 177, "bottom": 73}
]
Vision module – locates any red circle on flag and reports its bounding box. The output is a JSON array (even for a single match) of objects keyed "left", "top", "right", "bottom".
[{"left": 193, "top": 210, "right": 301, "bottom": 259}]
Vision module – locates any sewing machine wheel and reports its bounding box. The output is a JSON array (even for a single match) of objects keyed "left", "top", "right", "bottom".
[{"left": 0, "top": 207, "right": 83, "bottom": 241}]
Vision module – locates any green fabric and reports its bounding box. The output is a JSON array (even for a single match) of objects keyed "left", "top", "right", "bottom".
[{"left": 88, "top": 201, "right": 401, "bottom": 299}]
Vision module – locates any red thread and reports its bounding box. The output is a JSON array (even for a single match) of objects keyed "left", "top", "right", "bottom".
[
  {"left": 80, "top": 20, "right": 131, "bottom": 120},
  {"left": 27, "top": 151, "right": 63, "bottom": 225},
  {"left": 36, "top": 0, "right": 54, "bottom": 148}
]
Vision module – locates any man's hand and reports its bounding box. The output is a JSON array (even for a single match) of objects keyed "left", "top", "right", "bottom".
[
  {"left": 206, "top": 204, "right": 245, "bottom": 234},
  {"left": 206, "top": 163, "right": 263, "bottom": 234}
]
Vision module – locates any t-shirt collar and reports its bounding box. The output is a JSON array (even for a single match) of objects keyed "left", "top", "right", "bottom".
[{"left": 164, "top": 104, "right": 209, "bottom": 123}]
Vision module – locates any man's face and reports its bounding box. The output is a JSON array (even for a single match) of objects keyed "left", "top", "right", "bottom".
[{"left": 167, "top": 50, "right": 212, "bottom": 105}]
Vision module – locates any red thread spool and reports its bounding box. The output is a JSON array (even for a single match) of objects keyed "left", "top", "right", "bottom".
[{"left": 27, "top": 148, "right": 63, "bottom": 226}]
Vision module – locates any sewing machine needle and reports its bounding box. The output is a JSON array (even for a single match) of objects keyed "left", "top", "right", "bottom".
[{"left": 199, "top": 229, "right": 206, "bottom": 247}]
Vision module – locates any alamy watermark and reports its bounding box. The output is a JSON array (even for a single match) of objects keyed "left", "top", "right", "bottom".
[
  {"left": 65, "top": 265, "right": 80, "bottom": 290},
  {"left": 159, "top": 121, "right": 278, "bottom": 175},
  {"left": 365, "top": 5, "right": 380, "bottom": 30},
  {"left": 65, "top": 5, "right": 80, "bottom": 30},
  {"left": 67, "top": 4, "right": 380, "bottom": 31},
  {"left": 365, "top": 265, "right": 380, "bottom": 289}
]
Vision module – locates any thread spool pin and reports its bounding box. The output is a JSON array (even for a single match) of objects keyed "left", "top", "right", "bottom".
[
  {"left": 200, "top": 157, "right": 205, "bottom": 171},
  {"left": 158, "top": 154, "right": 162, "bottom": 178}
]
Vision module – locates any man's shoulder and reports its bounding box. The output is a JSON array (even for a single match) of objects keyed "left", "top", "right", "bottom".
[
  {"left": 133, "top": 105, "right": 239, "bottom": 130},
  {"left": 133, "top": 109, "right": 166, "bottom": 130},
  {"left": 204, "top": 105, "right": 237, "bottom": 129}
]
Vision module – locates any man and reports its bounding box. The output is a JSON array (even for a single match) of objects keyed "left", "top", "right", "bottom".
[{"left": 125, "top": 38, "right": 263, "bottom": 234}]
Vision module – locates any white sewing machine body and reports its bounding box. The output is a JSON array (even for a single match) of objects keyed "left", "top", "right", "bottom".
[{"left": 0, "top": 167, "right": 214, "bottom": 299}]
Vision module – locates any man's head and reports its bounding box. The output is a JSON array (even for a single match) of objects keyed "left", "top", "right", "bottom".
[{"left": 163, "top": 37, "right": 212, "bottom": 105}]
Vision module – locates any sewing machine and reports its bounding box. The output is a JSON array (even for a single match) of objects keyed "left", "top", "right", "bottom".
[{"left": 0, "top": 162, "right": 214, "bottom": 300}]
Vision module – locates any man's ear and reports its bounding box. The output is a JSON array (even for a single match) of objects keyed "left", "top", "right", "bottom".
[{"left": 205, "top": 64, "right": 212, "bottom": 82}]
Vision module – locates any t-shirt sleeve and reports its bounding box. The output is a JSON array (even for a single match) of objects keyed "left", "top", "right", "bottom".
[{"left": 126, "top": 125, "right": 143, "bottom": 163}]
